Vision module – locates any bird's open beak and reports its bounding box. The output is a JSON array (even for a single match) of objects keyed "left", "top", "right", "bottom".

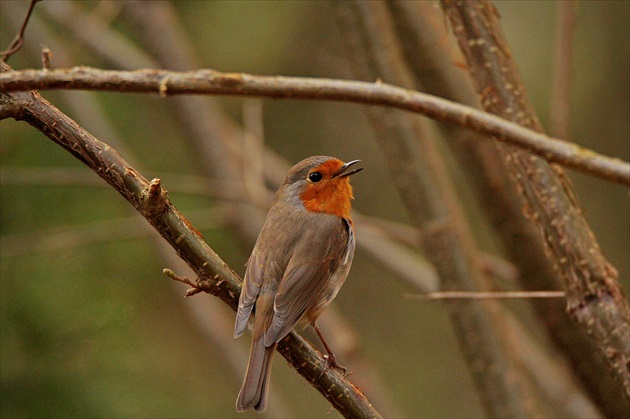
[{"left": 333, "top": 160, "right": 363, "bottom": 178}]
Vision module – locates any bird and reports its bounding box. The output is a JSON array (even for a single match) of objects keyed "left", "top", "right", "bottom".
[{"left": 234, "top": 155, "right": 363, "bottom": 412}]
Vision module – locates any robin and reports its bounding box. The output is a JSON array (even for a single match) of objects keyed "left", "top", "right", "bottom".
[{"left": 234, "top": 155, "right": 363, "bottom": 412}]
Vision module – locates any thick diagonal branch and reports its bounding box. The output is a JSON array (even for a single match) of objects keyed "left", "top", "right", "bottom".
[{"left": 0, "top": 61, "right": 381, "bottom": 419}]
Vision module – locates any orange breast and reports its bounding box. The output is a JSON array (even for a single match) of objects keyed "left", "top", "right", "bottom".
[{"left": 300, "top": 178, "right": 354, "bottom": 220}]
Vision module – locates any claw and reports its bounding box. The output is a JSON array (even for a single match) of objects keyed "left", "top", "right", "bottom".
[{"left": 323, "top": 353, "right": 347, "bottom": 374}]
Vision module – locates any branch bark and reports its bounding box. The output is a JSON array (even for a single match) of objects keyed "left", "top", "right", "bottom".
[
  {"left": 0, "top": 60, "right": 382, "bottom": 419},
  {"left": 0, "top": 66, "right": 628, "bottom": 186}
]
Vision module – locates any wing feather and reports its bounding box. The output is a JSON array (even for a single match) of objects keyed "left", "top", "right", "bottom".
[{"left": 234, "top": 253, "right": 265, "bottom": 338}]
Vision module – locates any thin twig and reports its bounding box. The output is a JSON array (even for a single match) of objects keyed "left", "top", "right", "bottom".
[
  {"left": 0, "top": 66, "right": 628, "bottom": 186},
  {"left": 41, "top": 47, "right": 52, "bottom": 70},
  {"left": 405, "top": 291, "right": 566, "bottom": 301},
  {"left": 0, "top": 0, "right": 41, "bottom": 61}
]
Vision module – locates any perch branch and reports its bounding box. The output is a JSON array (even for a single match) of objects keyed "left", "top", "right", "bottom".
[
  {"left": 0, "top": 66, "right": 628, "bottom": 186},
  {"left": 119, "top": 3, "right": 400, "bottom": 412}
]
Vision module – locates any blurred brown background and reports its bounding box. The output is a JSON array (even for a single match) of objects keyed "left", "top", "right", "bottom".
[{"left": 1, "top": 1, "right": 628, "bottom": 417}]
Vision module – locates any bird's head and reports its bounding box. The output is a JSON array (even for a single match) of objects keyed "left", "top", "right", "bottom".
[{"left": 281, "top": 156, "right": 363, "bottom": 220}]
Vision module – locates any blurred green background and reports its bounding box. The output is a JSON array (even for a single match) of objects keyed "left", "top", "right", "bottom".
[{"left": 1, "top": 1, "right": 628, "bottom": 418}]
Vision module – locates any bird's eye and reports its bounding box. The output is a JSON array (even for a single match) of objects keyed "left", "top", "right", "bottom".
[{"left": 308, "top": 171, "right": 323, "bottom": 183}]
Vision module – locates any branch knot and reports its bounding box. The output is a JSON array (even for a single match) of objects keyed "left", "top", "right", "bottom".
[{"left": 142, "top": 178, "right": 168, "bottom": 217}]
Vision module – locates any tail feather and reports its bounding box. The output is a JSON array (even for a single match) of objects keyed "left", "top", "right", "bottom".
[{"left": 236, "top": 338, "right": 276, "bottom": 412}]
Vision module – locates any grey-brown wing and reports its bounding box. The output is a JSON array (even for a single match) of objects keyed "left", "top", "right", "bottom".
[{"left": 234, "top": 252, "right": 265, "bottom": 338}]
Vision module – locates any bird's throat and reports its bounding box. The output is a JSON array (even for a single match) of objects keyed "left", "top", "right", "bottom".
[{"left": 300, "top": 180, "right": 353, "bottom": 220}]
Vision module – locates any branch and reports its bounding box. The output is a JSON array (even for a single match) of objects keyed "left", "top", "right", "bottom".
[
  {"left": 0, "top": 66, "right": 628, "bottom": 186},
  {"left": 337, "top": 2, "right": 543, "bottom": 416},
  {"left": 0, "top": 62, "right": 381, "bottom": 419},
  {"left": 384, "top": 1, "right": 625, "bottom": 413},
  {"left": 442, "top": 0, "right": 630, "bottom": 405}
]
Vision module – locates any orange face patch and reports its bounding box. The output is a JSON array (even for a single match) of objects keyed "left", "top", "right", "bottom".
[{"left": 299, "top": 159, "right": 354, "bottom": 219}]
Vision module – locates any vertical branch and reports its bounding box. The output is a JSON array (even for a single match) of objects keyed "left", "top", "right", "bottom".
[
  {"left": 442, "top": 0, "right": 630, "bottom": 405},
  {"left": 387, "top": 1, "right": 619, "bottom": 415},
  {"left": 337, "top": 2, "right": 544, "bottom": 416}
]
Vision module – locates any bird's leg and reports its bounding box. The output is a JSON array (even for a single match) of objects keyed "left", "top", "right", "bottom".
[{"left": 311, "top": 322, "right": 347, "bottom": 374}]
